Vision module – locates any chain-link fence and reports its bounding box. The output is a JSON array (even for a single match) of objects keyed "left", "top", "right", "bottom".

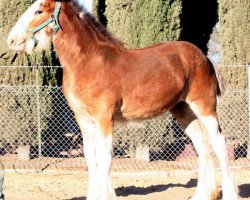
[{"left": 0, "top": 66, "right": 249, "bottom": 173}]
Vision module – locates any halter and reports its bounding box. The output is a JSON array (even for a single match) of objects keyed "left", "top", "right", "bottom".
[{"left": 26, "top": 1, "right": 62, "bottom": 46}]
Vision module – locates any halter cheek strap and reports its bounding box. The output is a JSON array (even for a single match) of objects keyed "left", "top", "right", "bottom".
[{"left": 26, "top": 1, "right": 62, "bottom": 46}]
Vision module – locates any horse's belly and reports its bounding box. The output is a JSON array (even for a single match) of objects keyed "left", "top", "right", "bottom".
[
  {"left": 119, "top": 74, "right": 183, "bottom": 119},
  {"left": 120, "top": 99, "right": 173, "bottom": 120},
  {"left": 119, "top": 84, "right": 182, "bottom": 119}
]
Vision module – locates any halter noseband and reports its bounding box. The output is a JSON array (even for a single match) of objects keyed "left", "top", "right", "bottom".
[{"left": 26, "top": 1, "right": 62, "bottom": 46}]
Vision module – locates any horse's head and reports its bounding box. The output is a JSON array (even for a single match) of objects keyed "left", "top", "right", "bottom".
[{"left": 8, "top": 0, "right": 62, "bottom": 54}]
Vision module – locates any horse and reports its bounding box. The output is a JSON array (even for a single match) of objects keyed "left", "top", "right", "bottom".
[{"left": 7, "top": 0, "right": 238, "bottom": 199}]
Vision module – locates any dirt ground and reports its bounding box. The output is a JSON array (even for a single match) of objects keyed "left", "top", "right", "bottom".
[{"left": 2, "top": 168, "right": 250, "bottom": 200}]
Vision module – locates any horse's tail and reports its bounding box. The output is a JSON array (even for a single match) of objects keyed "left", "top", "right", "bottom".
[{"left": 208, "top": 58, "right": 225, "bottom": 97}]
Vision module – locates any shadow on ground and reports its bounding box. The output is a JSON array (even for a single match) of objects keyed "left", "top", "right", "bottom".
[
  {"left": 115, "top": 178, "right": 197, "bottom": 196},
  {"left": 67, "top": 180, "right": 250, "bottom": 199},
  {"left": 239, "top": 184, "right": 250, "bottom": 198}
]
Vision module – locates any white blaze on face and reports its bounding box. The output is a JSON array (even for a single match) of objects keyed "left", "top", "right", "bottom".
[{"left": 7, "top": 0, "right": 51, "bottom": 54}]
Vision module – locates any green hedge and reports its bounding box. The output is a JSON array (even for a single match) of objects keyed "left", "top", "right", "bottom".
[
  {"left": 219, "top": 0, "right": 249, "bottom": 65},
  {"left": 104, "top": 0, "right": 182, "bottom": 48}
]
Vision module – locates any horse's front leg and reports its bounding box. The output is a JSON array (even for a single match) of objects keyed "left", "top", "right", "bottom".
[
  {"left": 95, "top": 133, "right": 115, "bottom": 199},
  {"left": 76, "top": 115, "right": 115, "bottom": 200}
]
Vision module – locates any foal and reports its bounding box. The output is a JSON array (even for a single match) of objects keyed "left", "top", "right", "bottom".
[{"left": 7, "top": 0, "right": 237, "bottom": 199}]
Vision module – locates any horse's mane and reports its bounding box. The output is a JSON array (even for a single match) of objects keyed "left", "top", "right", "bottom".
[{"left": 69, "top": 0, "right": 125, "bottom": 49}]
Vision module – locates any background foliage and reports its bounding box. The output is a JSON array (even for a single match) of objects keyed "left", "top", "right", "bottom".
[
  {"left": 104, "top": 0, "right": 181, "bottom": 48},
  {"left": 219, "top": 0, "right": 249, "bottom": 65}
]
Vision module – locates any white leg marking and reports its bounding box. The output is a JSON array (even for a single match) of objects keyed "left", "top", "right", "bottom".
[
  {"left": 77, "top": 117, "right": 116, "bottom": 200},
  {"left": 95, "top": 134, "right": 116, "bottom": 200},
  {"left": 185, "top": 119, "right": 217, "bottom": 200},
  {"left": 199, "top": 116, "right": 238, "bottom": 200},
  {"left": 83, "top": 137, "right": 97, "bottom": 199},
  {"left": 78, "top": 117, "right": 98, "bottom": 199}
]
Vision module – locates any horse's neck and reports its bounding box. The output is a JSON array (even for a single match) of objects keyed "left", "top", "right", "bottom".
[{"left": 53, "top": 8, "right": 98, "bottom": 69}]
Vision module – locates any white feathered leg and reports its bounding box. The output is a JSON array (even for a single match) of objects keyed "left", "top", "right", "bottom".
[
  {"left": 185, "top": 119, "right": 218, "bottom": 200},
  {"left": 199, "top": 116, "right": 238, "bottom": 200},
  {"left": 77, "top": 116, "right": 116, "bottom": 200}
]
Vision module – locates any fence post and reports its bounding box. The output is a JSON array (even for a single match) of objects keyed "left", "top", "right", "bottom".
[
  {"left": 36, "top": 66, "right": 42, "bottom": 171},
  {"left": 247, "top": 64, "right": 250, "bottom": 159}
]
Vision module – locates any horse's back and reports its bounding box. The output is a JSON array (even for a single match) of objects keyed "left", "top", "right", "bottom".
[{"left": 124, "top": 41, "right": 209, "bottom": 83}]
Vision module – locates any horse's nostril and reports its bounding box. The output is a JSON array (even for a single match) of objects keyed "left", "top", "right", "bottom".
[
  {"left": 10, "top": 39, "right": 15, "bottom": 46},
  {"left": 7, "top": 38, "right": 15, "bottom": 47}
]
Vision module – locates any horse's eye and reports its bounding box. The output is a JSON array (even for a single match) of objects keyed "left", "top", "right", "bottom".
[{"left": 35, "top": 10, "right": 43, "bottom": 15}]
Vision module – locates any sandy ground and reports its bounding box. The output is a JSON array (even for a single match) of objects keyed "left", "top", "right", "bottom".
[{"left": 2, "top": 168, "right": 250, "bottom": 200}]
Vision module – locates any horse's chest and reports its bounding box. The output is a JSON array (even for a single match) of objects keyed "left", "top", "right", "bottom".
[{"left": 64, "top": 89, "right": 89, "bottom": 116}]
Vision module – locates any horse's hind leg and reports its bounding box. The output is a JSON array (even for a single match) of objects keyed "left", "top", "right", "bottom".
[
  {"left": 187, "top": 100, "right": 238, "bottom": 200},
  {"left": 170, "top": 102, "right": 218, "bottom": 200}
]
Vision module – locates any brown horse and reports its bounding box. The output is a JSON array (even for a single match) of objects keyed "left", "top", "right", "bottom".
[{"left": 7, "top": 0, "right": 237, "bottom": 199}]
